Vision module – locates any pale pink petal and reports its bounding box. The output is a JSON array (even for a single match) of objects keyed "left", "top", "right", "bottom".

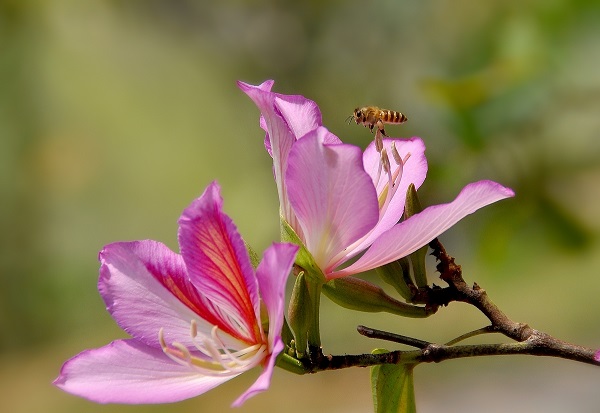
[
  {"left": 331, "top": 180, "right": 515, "bottom": 278},
  {"left": 348, "top": 138, "right": 428, "bottom": 257},
  {"left": 246, "top": 79, "right": 274, "bottom": 93},
  {"left": 264, "top": 125, "right": 342, "bottom": 158},
  {"left": 54, "top": 339, "right": 236, "bottom": 404},
  {"left": 238, "top": 80, "right": 297, "bottom": 224},
  {"left": 231, "top": 243, "right": 298, "bottom": 407},
  {"left": 99, "top": 241, "right": 222, "bottom": 350},
  {"left": 178, "top": 181, "right": 259, "bottom": 344},
  {"left": 273, "top": 94, "right": 322, "bottom": 141},
  {"left": 232, "top": 338, "right": 284, "bottom": 407},
  {"left": 286, "top": 127, "right": 379, "bottom": 272},
  {"left": 255, "top": 243, "right": 298, "bottom": 345}
]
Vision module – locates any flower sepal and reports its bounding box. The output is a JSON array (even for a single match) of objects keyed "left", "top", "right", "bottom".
[
  {"left": 275, "top": 348, "right": 308, "bottom": 375},
  {"left": 280, "top": 215, "right": 326, "bottom": 284},
  {"left": 322, "top": 277, "right": 433, "bottom": 318},
  {"left": 244, "top": 240, "right": 261, "bottom": 269}
]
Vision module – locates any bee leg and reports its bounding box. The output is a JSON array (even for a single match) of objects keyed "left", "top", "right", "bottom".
[{"left": 376, "top": 120, "right": 387, "bottom": 136}]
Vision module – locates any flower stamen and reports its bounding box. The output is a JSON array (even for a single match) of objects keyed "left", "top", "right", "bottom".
[
  {"left": 158, "top": 321, "right": 267, "bottom": 377},
  {"left": 331, "top": 144, "right": 413, "bottom": 270}
]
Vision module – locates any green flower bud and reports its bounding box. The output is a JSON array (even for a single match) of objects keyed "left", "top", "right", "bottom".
[
  {"left": 288, "top": 272, "right": 313, "bottom": 357},
  {"left": 322, "top": 277, "right": 432, "bottom": 318},
  {"left": 375, "top": 258, "right": 414, "bottom": 301},
  {"left": 405, "top": 184, "right": 429, "bottom": 288}
]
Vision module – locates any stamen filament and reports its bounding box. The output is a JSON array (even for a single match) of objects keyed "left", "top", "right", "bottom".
[
  {"left": 391, "top": 141, "right": 402, "bottom": 165},
  {"left": 328, "top": 144, "right": 412, "bottom": 271},
  {"left": 158, "top": 322, "right": 268, "bottom": 377},
  {"left": 172, "top": 342, "right": 193, "bottom": 363},
  {"left": 379, "top": 151, "right": 411, "bottom": 215}
]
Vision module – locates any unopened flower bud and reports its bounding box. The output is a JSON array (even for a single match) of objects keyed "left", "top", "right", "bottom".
[
  {"left": 322, "top": 277, "right": 431, "bottom": 318},
  {"left": 375, "top": 258, "right": 414, "bottom": 301},
  {"left": 405, "top": 184, "right": 429, "bottom": 287},
  {"left": 288, "top": 272, "right": 313, "bottom": 358}
]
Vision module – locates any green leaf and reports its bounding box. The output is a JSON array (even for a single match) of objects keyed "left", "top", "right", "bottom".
[{"left": 371, "top": 349, "right": 417, "bottom": 413}]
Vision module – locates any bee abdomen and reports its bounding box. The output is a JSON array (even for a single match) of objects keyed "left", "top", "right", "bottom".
[{"left": 382, "top": 109, "right": 407, "bottom": 124}]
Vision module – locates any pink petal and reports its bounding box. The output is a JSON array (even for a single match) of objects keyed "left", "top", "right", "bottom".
[
  {"left": 350, "top": 138, "right": 428, "bottom": 256},
  {"left": 232, "top": 243, "right": 298, "bottom": 407},
  {"left": 331, "top": 180, "right": 515, "bottom": 278},
  {"left": 238, "top": 80, "right": 296, "bottom": 222},
  {"left": 232, "top": 338, "right": 284, "bottom": 407},
  {"left": 286, "top": 127, "right": 379, "bottom": 272},
  {"left": 54, "top": 339, "right": 236, "bottom": 404},
  {"left": 273, "top": 94, "right": 323, "bottom": 142},
  {"left": 238, "top": 80, "right": 332, "bottom": 228},
  {"left": 255, "top": 243, "right": 298, "bottom": 346},
  {"left": 178, "top": 181, "right": 259, "bottom": 344},
  {"left": 99, "top": 241, "right": 222, "bottom": 350}
]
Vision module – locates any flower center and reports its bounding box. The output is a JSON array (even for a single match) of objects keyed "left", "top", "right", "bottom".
[
  {"left": 374, "top": 133, "right": 411, "bottom": 215},
  {"left": 158, "top": 320, "right": 268, "bottom": 376},
  {"left": 326, "top": 135, "right": 412, "bottom": 272}
]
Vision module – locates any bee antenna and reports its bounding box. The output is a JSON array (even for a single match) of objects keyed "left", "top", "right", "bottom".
[{"left": 345, "top": 115, "right": 354, "bottom": 125}]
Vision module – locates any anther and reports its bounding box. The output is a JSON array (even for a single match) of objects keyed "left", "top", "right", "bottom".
[
  {"left": 190, "top": 319, "right": 198, "bottom": 338},
  {"left": 380, "top": 148, "right": 392, "bottom": 177},
  {"left": 391, "top": 141, "right": 402, "bottom": 165},
  {"left": 375, "top": 130, "right": 384, "bottom": 153}
]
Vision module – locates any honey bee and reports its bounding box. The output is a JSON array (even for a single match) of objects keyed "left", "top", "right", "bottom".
[{"left": 348, "top": 106, "right": 408, "bottom": 136}]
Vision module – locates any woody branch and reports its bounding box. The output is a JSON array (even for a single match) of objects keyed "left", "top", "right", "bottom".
[{"left": 301, "top": 238, "right": 599, "bottom": 373}]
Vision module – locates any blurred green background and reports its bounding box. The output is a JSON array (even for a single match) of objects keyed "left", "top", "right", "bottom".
[{"left": 1, "top": 0, "right": 599, "bottom": 412}]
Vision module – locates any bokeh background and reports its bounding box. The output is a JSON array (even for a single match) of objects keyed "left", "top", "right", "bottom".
[{"left": 2, "top": 1, "right": 600, "bottom": 412}]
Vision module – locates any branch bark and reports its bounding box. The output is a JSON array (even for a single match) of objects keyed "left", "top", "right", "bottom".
[{"left": 299, "top": 238, "right": 599, "bottom": 373}]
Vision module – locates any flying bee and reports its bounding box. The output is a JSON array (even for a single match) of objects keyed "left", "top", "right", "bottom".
[{"left": 347, "top": 106, "right": 408, "bottom": 136}]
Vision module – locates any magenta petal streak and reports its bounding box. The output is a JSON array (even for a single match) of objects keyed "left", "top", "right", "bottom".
[{"left": 55, "top": 181, "right": 297, "bottom": 406}]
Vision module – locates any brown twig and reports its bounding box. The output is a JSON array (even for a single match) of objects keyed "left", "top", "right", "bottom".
[{"left": 298, "top": 238, "right": 599, "bottom": 373}]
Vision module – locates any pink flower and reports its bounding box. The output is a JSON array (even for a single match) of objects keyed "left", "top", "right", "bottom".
[
  {"left": 54, "top": 182, "right": 298, "bottom": 407},
  {"left": 238, "top": 80, "right": 514, "bottom": 280}
]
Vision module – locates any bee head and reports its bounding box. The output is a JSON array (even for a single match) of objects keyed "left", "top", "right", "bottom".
[{"left": 346, "top": 107, "right": 362, "bottom": 124}]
